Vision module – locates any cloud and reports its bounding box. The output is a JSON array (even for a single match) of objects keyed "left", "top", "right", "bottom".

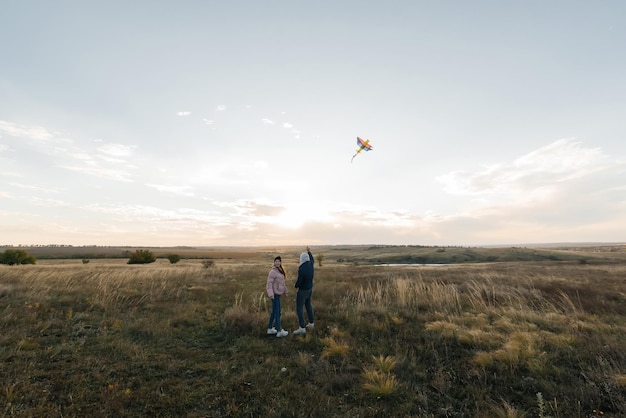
[
  {"left": 203, "top": 118, "right": 215, "bottom": 125},
  {"left": 209, "top": 200, "right": 281, "bottom": 218},
  {"left": 177, "top": 111, "right": 191, "bottom": 116},
  {"left": 236, "top": 201, "right": 284, "bottom": 217},
  {"left": 0, "top": 144, "right": 8, "bottom": 152},
  {"left": 44, "top": 140, "right": 139, "bottom": 181},
  {"left": 0, "top": 120, "right": 55, "bottom": 141},
  {"left": 428, "top": 138, "right": 626, "bottom": 244},
  {"left": 146, "top": 183, "right": 195, "bottom": 197},
  {"left": 83, "top": 203, "right": 173, "bottom": 218},
  {"left": 68, "top": 152, "right": 94, "bottom": 162},
  {"left": 260, "top": 120, "right": 301, "bottom": 138},
  {"left": 97, "top": 143, "right": 136, "bottom": 158},
  {"left": 98, "top": 155, "right": 136, "bottom": 166},
  {"left": 81, "top": 203, "right": 230, "bottom": 226},
  {"left": 437, "top": 138, "right": 608, "bottom": 201},
  {"left": 515, "top": 138, "right": 604, "bottom": 178},
  {"left": 29, "top": 197, "right": 68, "bottom": 207},
  {"left": 327, "top": 207, "right": 418, "bottom": 229},
  {"left": 58, "top": 165, "right": 134, "bottom": 182},
  {"left": 216, "top": 105, "right": 226, "bottom": 111},
  {"left": 8, "top": 182, "right": 61, "bottom": 193},
  {"left": 0, "top": 121, "right": 140, "bottom": 182},
  {"left": 3, "top": 122, "right": 623, "bottom": 246}
]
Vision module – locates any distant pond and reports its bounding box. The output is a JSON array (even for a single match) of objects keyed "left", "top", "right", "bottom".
[{"left": 375, "top": 263, "right": 453, "bottom": 267}]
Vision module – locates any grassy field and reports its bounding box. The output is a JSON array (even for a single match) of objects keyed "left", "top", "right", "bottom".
[
  {"left": 1, "top": 246, "right": 626, "bottom": 417},
  {"left": 5, "top": 243, "right": 626, "bottom": 264}
]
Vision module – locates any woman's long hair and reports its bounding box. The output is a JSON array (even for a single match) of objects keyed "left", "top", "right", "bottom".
[{"left": 276, "top": 264, "right": 286, "bottom": 278}]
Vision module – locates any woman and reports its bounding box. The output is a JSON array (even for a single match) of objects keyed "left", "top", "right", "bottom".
[{"left": 266, "top": 256, "right": 289, "bottom": 338}]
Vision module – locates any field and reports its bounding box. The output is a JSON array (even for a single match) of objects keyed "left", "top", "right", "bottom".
[{"left": 1, "top": 245, "right": 626, "bottom": 417}]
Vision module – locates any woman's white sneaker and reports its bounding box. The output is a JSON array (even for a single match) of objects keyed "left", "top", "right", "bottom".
[{"left": 276, "top": 329, "right": 289, "bottom": 337}]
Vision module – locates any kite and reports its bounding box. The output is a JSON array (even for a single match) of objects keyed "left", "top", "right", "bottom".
[{"left": 351, "top": 136, "right": 373, "bottom": 163}]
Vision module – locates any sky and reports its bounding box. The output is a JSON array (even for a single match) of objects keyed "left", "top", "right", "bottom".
[{"left": 1, "top": 1, "right": 625, "bottom": 247}]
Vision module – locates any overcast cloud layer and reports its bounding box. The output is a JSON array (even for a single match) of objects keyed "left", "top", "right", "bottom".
[{"left": 1, "top": 1, "right": 625, "bottom": 246}]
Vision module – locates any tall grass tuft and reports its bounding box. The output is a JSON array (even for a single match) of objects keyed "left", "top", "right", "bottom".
[
  {"left": 320, "top": 336, "right": 349, "bottom": 360},
  {"left": 347, "top": 275, "right": 461, "bottom": 315},
  {"left": 361, "top": 369, "right": 398, "bottom": 397},
  {"left": 222, "top": 291, "right": 261, "bottom": 333},
  {"left": 362, "top": 355, "right": 398, "bottom": 397},
  {"left": 370, "top": 355, "right": 397, "bottom": 373},
  {"left": 487, "top": 400, "right": 528, "bottom": 418}
]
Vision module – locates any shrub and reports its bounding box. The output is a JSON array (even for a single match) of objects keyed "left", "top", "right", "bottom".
[
  {"left": 201, "top": 259, "right": 215, "bottom": 268},
  {"left": 167, "top": 254, "right": 181, "bottom": 264},
  {"left": 127, "top": 249, "right": 156, "bottom": 264},
  {"left": 0, "top": 249, "right": 36, "bottom": 265}
]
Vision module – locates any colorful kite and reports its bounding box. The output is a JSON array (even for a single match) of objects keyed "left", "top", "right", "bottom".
[{"left": 351, "top": 137, "right": 373, "bottom": 163}]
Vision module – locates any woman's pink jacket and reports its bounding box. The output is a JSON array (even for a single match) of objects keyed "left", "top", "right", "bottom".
[{"left": 266, "top": 266, "right": 287, "bottom": 298}]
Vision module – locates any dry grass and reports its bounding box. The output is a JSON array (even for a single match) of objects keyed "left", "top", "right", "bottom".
[
  {"left": 320, "top": 336, "right": 350, "bottom": 360},
  {"left": 361, "top": 355, "right": 399, "bottom": 397},
  {"left": 1, "top": 254, "right": 626, "bottom": 417},
  {"left": 361, "top": 369, "right": 398, "bottom": 397},
  {"left": 348, "top": 274, "right": 462, "bottom": 315},
  {"left": 371, "top": 355, "right": 397, "bottom": 373}
]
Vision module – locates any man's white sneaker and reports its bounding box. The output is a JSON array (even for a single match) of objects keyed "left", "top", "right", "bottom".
[
  {"left": 276, "top": 329, "right": 289, "bottom": 338},
  {"left": 306, "top": 323, "right": 315, "bottom": 329},
  {"left": 267, "top": 327, "right": 278, "bottom": 335},
  {"left": 293, "top": 327, "right": 306, "bottom": 335}
]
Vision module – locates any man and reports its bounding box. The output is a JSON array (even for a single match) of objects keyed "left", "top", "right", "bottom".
[{"left": 294, "top": 246, "right": 315, "bottom": 335}]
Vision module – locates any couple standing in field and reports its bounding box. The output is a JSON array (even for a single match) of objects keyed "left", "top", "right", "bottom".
[{"left": 265, "top": 247, "right": 315, "bottom": 338}]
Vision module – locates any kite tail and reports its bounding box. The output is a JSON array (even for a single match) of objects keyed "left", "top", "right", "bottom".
[{"left": 351, "top": 153, "right": 357, "bottom": 163}]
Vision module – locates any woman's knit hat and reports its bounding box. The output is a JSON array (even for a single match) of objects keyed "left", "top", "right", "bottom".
[{"left": 299, "top": 252, "right": 310, "bottom": 266}]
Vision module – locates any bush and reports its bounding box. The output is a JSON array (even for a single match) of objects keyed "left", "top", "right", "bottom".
[
  {"left": 0, "top": 249, "right": 36, "bottom": 265},
  {"left": 201, "top": 259, "right": 215, "bottom": 268},
  {"left": 167, "top": 254, "right": 181, "bottom": 264},
  {"left": 127, "top": 249, "right": 156, "bottom": 264}
]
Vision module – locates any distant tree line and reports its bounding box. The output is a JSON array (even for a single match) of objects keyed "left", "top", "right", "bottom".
[{"left": 0, "top": 248, "right": 192, "bottom": 266}]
